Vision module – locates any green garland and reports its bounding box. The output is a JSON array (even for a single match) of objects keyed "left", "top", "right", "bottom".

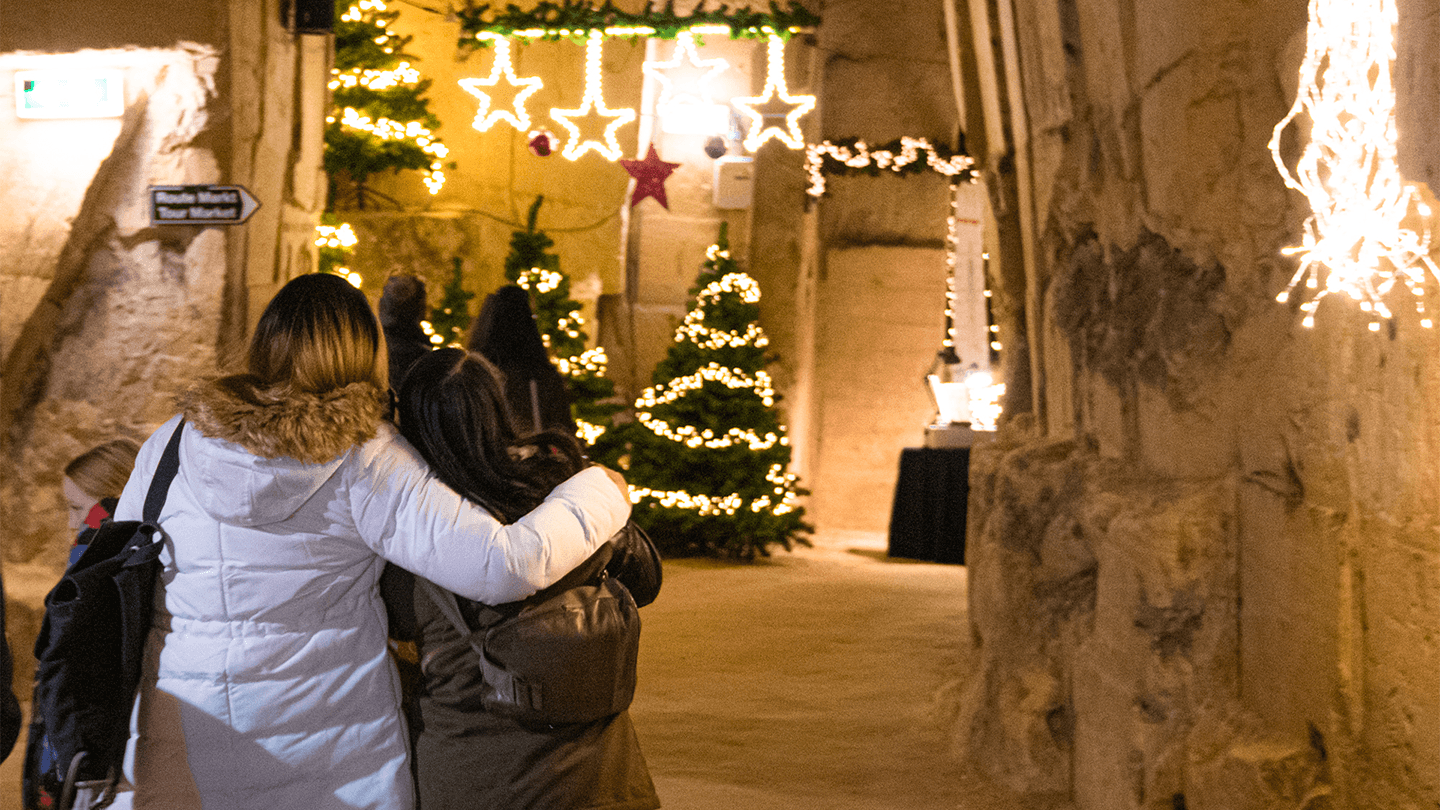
[{"left": 455, "top": 1, "right": 820, "bottom": 46}]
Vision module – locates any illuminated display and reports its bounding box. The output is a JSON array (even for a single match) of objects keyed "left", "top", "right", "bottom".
[
  {"left": 15, "top": 70, "right": 124, "bottom": 119},
  {"left": 732, "top": 32, "right": 814, "bottom": 150}
]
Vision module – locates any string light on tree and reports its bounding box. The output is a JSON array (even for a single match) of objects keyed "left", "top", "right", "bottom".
[
  {"left": 333, "top": 108, "right": 450, "bottom": 194},
  {"left": 732, "top": 32, "right": 814, "bottom": 151},
  {"left": 330, "top": 62, "right": 421, "bottom": 91},
  {"left": 328, "top": 1, "right": 451, "bottom": 199},
  {"left": 315, "top": 219, "right": 362, "bottom": 287},
  {"left": 459, "top": 34, "right": 543, "bottom": 132},
  {"left": 549, "top": 31, "right": 637, "bottom": 161},
  {"left": 613, "top": 224, "right": 810, "bottom": 558},
  {"left": 1268, "top": 0, "right": 1437, "bottom": 330}
]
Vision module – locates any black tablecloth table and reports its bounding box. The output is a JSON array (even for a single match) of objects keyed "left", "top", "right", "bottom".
[{"left": 887, "top": 447, "right": 969, "bottom": 564}]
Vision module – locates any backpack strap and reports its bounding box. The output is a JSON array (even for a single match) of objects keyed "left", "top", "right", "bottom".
[{"left": 141, "top": 420, "right": 185, "bottom": 523}]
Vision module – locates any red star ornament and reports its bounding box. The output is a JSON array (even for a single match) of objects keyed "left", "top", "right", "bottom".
[{"left": 621, "top": 144, "right": 681, "bottom": 209}]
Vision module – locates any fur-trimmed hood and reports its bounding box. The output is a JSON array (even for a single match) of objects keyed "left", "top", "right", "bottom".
[
  {"left": 178, "top": 375, "right": 387, "bottom": 464},
  {"left": 173, "top": 376, "right": 389, "bottom": 527}
]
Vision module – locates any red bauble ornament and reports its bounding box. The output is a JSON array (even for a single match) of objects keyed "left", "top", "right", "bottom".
[{"left": 527, "top": 130, "right": 555, "bottom": 157}]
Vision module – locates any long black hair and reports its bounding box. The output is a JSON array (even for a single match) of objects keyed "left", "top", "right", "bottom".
[{"left": 396, "top": 348, "right": 586, "bottom": 524}]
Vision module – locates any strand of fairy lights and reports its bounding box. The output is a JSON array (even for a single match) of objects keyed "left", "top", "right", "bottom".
[
  {"left": 636, "top": 362, "right": 776, "bottom": 408},
  {"left": 515, "top": 267, "right": 563, "bottom": 293},
  {"left": 945, "top": 176, "right": 1006, "bottom": 431},
  {"left": 334, "top": 1, "right": 449, "bottom": 194},
  {"left": 459, "top": 33, "right": 543, "bottom": 131},
  {"left": 733, "top": 31, "right": 815, "bottom": 150},
  {"left": 550, "top": 31, "right": 637, "bottom": 161},
  {"left": 314, "top": 223, "right": 364, "bottom": 287},
  {"left": 636, "top": 411, "right": 784, "bottom": 450},
  {"left": 314, "top": 223, "right": 358, "bottom": 251},
  {"left": 334, "top": 108, "right": 450, "bottom": 194},
  {"left": 677, "top": 273, "right": 771, "bottom": 350},
  {"left": 629, "top": 464, "right": 800, "bottom": 517},
  {"left": 806, "top": 137, "right": 978, "bottom": 198},
  {"left": 330, "top": 63, "right": 421, "bottom": 91},
  {"left": 1268, "top": 0, "right": 1436, "bottom": 330}
]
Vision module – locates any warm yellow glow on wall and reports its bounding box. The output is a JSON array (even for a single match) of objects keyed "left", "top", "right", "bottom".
[
  {"left": 549, "top": 32, "right": 636, "bottom": 161},
  {"left": 732, "top": 32, "right": 814, "bottom": 150},
  {"left": 1268, "top": 0, "right": 1437, "bottom": 329}
]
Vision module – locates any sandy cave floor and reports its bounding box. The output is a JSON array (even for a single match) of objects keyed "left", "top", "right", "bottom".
[{"left": 1, "top": 531, "right": 1058, "bottom": 810}]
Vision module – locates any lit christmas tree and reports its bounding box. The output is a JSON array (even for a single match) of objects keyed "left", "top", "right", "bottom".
[
  {"left": 618, "top": 224, "right": 811, "bottom": 558},
  {"left": 326, "top": 0, "right": 450, "bottom": 210},
  {"left": 429, "top": 257, "right": 475, "bottom": 348},
  {"left": 504, "top": 197, "right": 619, "bottom": 443}
]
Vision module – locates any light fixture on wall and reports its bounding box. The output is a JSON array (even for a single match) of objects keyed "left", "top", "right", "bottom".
[
  {"left": 550, "top": 31, "right": 637, "bottom": 161},
  {"left": 1268, "top": 0, "right": 1437, "bottom": 330},
  {"left": 732, "top": 32, "right": 813, "bottom": 150},
  {"left": 14, "top": 70, "right": 124, "bottom": 119},
  {"left": 643, "top": 30, "right": 731, "bottom": 135}
]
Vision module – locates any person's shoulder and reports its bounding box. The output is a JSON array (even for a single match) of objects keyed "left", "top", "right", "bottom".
[{"left": 345, "top": 422, "right": 426, "bottom": 476}]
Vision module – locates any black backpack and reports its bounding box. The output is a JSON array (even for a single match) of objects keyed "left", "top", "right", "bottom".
[{"left": 31, "top": 420, "right": 184, "bottom": 809}]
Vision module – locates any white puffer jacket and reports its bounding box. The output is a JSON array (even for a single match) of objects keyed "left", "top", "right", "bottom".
[{"left": 111, "top": 378, "right": 630, "bottom": 809}]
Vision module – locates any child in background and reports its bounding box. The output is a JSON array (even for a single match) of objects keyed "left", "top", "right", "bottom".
[
  {"left": 23, "top": 438, "right": 141, "bottom": 809},
  {"left": 59, "top": 438, "right": 140, "bottom": 565}
]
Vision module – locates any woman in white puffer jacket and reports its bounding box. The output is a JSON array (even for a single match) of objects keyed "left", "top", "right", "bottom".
[{"left": 111, "top": 273, "right": 631, "bottom": 810}]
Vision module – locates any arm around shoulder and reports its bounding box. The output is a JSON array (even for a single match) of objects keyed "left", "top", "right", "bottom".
[{"left": 350, "top": 428, "right": 633, "bottom": 604}]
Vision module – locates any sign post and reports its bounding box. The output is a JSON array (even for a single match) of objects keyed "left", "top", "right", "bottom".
[{"left": 149, "top": 185, "right": 260, "bottom": 226}]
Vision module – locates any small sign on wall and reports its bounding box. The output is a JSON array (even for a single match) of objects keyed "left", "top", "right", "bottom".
[
  {"left": 713, "top": 156, "right": 753, "bottom": 210},
  {"left": 149, "top": 186, "right": 260, "bottom": 226},
  {"left": 15, "top": 70, "right": 124, "bottom": 119}
]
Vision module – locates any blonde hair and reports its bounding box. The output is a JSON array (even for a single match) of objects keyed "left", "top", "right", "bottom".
[
  {"left": 65, "top": 438, "right": 141, "bottom": 501},
  {"left": 248, "top": 273, "right": 388, "bottom": 393}
]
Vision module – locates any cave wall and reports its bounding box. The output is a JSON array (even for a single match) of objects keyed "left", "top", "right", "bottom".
[
  {"left": 0, "top": 0, "right": 328, "bottom": 690},
  {"left": 953, "top": 0, "right": 1440, "bottom": 808}
]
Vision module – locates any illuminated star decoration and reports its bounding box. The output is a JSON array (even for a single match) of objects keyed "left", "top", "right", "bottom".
[
  {"left": 642, "top": 30, "right": 730, "bottom": 134},
  {"left": 621, "top": 144, "right": 681, "bottom": 208},
  {"left": 550, "top": 31, "right": 637, "bottom": 161},
  {"left": 459, "top": 33, "right": 543, "bottom": 132},
  {"left": 732, "top": 31, "right": 815, "bottom": 150}
]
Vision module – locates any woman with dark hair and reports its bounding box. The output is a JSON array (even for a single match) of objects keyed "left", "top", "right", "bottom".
[
  {"left": 468, "top": 284, "right": 576, "bottom": 435},
  {"left": 386, "top": 347, "right": 660, "bottom": 810},
  {"left": 110, "top": 274, "right": 631, "bottom": 809}
]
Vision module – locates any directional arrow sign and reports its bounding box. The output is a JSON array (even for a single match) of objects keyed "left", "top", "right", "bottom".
[{"left": 149, "top": 185, "right": 260, "bottom": 226}]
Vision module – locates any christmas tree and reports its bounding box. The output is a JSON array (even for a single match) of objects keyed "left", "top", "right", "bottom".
[
  {"left": 504, "top": 197, "right": 620, "bottom": 443},
  {"left": 326, "top": 0, "right": 450, "bottom": 210},
  {"left": 618, "top": 224, "right": 811, "bottom": 558},
  {"left": 429, "top": 257, "right": 475, "bottom": 348}
]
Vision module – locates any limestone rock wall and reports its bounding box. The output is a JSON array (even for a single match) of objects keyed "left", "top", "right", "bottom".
[
  {"left": 954, "top": 0, "right": 1440, "bottom": 808},
  {"left": 0, "top": 0, "right": 328, "bottom": 692}
]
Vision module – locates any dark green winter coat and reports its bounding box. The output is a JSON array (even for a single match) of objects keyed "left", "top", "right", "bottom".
[{"left": 383, "top": 550, "right": 661, "bottom": 810}]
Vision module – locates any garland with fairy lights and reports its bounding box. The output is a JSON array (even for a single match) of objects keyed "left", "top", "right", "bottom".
[
  {"left": 806, "top": 137, "right": 978, "bottom": 197},
  {"left": 454, "top": 0, "right": 819, "bottom": 44},
  {"left": 613, "top": 225, "right": 811, "bottom": 559}
]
